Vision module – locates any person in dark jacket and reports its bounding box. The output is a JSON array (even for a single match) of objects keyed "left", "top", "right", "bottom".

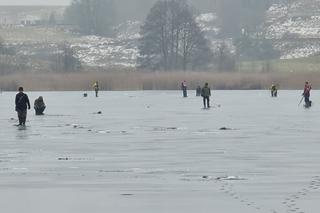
[
  {"left": 196, "top": 85, "right": 201, "bottom": 96},
  {"left": 201, "top": 83, "right": 211, "bottom": 109},
  {"left": 181, "top": 81, "right": 187, "bottom": 97},
  {"left": 15, "top": 87, "right": 30, "bottom": 126},
  {"left": 34, "top": 96, "right": 46, "bottom": 115}
]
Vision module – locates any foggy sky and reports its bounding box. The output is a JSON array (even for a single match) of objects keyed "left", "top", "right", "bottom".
[
  {"left": 0, "top": 0, "right": 216, "bottom": 9},
  {"left": 0, "top": 0, "right": 70, "bottom": 5},
  {"left": 0, "top": 0, "right": 216, "bottom": 22}
]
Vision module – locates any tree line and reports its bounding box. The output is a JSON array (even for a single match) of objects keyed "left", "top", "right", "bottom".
[
  {"left": 62, "top": 0, "right": 281, "bottom": 72},
  {"left": 0, "top": 38, "right": 81, "bottom": 74},
  {"left": 0, "top": 0, "right": 282, "bottom": 74},
  {"left": 64, "top": 0, "right": 276, "bottom": 37}
]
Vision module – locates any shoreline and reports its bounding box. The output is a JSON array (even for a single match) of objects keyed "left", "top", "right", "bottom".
[{"left": 0, "top": 71, "right": 319, "bottom": 91}]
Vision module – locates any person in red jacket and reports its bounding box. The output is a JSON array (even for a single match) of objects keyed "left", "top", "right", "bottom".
[{"left": 303, "top": 81, "right": 312, "bottom": 107}]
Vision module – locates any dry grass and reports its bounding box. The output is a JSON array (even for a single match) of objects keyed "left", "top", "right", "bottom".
[{"left": 0, "top": 70, "right": 319, "bottom": 91}]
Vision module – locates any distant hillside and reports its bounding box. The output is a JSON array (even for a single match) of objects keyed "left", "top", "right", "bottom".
[
  {"left": 265, "top": 0, "right": 320, "bottom": 59},
  {"left": 1, "top": 1, "right": 320, "bottom": 70},
  {"left": 0, "top": 6, "right": 65, "bottom": 25}
]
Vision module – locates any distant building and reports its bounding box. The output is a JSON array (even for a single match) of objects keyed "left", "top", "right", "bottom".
[
  {"left": 0, "top": 6, "right": 65, "bottom": 28},
  {"left": 20, "top": 15, "right": 42, "bottom": 26}
]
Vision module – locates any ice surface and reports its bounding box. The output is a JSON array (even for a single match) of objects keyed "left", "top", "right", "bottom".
[{"left": 0, "top": 90, "right": 320, "bottom": 213}]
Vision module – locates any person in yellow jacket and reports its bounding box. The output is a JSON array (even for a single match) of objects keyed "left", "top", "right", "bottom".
[
  {"left": 270, "top": 84, "right": 278, "bottom": 97},
  {"left": 93, "top": 81, "right": 99, "bottom": 97}
]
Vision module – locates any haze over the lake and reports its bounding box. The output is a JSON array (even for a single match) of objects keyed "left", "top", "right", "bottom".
[{"left": 0, "top": 0, "right": 70, "bottom": 5}]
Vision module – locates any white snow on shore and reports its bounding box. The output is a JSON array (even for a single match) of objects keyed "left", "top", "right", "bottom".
[{"left": 71, "top": 21, "right": 141, "bottom": 68}]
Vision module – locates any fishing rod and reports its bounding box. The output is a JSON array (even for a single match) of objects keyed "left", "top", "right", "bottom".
[{"left": 298, "top": 96, "right": 304, "bottom": 106}]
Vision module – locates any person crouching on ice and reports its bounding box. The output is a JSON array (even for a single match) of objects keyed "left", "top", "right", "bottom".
[{"left": 34, "top": 96, "right": 46, "bottom": 115}]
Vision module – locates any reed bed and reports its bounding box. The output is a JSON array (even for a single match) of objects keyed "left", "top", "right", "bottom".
[{"left": 0, "top": 70, "right": 319, "bottom": 91}]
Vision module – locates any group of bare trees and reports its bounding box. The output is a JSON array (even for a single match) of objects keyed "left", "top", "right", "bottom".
[
  {"left": 50, "top": 44, "right": 81, "bottom": 72},
  {"left": 215, "top": 0, "right": 281, "bottom": 67},
  {"left": 0, "top": 38, "right": 28, "bottom": 75},
  {"left": 0, "top": 36, "right": 81, "bottom": 74},
  {"left": 138, "top": 0, "right": 212, "bottom": 71},
  {"left": 138, "top": 0, "right": 275, "bottom": 71}
]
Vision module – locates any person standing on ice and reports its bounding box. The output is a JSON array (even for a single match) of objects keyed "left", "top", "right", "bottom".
[
  {"left": 15, "top": 87, "right": 30, "bottom": 126},
  {"left": 93, "top": 81, "right": 99, "bottom": 97},
  {"left": 303, "top": 81, "right": 312, "bottom": 107},
  {"left": 181, "top": 80, "right": 187, "bottom": 97},
  {"left": 201, "top": 82, "right": 211, "bottom": 109},
  {"left": 196, "top": 85, "right": 202, "bottom": 96},
  {"left": 270, "top": 84, "right": 278, "bottom": 97}
]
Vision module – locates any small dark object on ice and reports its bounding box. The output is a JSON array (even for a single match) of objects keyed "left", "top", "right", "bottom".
[
  {"left": 58, "top": 157, "right": 69, "bottom": 161},
  {"left": 121, "top": 194, "right": 134, "bottom": 196},
  {"left": 83, "top": 93, "right": 88, "bottom": 97},
  {"left": 202, "top": 175, "right": 209, "bottom": 179},
  {"left": 167, "top": 127, "right": 177, "bottom": 130},
  {"left": 219, "top": 127, "right": 232, "bottom": 130},
  {"left": 93, "top": 111, "right": 102, "bottom": 114}
]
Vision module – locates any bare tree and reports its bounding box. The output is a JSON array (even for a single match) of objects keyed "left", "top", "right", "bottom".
[
  {"left": 214, "top": 42, "right": 236, "bottom": 71},
  {"left": 48, "top": 12, "right": 57, "bottom": 26},
  {"left": 138, "top": 0, "right": 212, "bottom": 71},
  {"left": 52, "top": 43, "right": 81, "bottom": 72}
]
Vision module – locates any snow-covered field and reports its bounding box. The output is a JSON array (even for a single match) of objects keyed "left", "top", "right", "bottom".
[
  {"left": 72, "top": 21, "right": 141, "bottom": 68},
  {"left": 266, "top": 1, "right": 320, "bottom": 39},
  {"left": 0, "top": 91, "right": 320, "bottom": 213},
  {"left": 266, "top": 1, "right": 320, "bottom": 59}
]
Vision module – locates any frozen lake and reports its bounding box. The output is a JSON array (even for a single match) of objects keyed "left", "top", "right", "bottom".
[{"left": 0, "top": 90, "right": 320, "bottom": 213}]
